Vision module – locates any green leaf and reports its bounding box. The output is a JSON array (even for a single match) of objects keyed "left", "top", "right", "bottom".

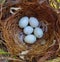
[{"left": 0, "top": 49, "right": 10, "bottom": 55}]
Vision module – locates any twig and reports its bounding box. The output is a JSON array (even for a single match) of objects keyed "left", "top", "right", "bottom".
[{"left": 0, "top": 57, "right": 22, "bottom": 62}]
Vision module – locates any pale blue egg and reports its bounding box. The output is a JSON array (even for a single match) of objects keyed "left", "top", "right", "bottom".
[
  {"left": 19, "top": 16, "right": 29, "bottom": 28},
  {"left": 34, "top": 27, "right": 43, "bottom": 38},
  {"left": 24, "top": 34, "right": 36, "bottom": 44},
  {"left": 29, "top": 17, "right": 39, "bottom": 28},
  {"left": 23, "top": 26, "right": 33, "bottom": 34}
]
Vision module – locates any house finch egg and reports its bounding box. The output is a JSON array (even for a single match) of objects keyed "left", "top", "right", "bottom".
[
  {"left": 24, "top": 35, "right": 36, "bottom": 44},
  {"left": 23, "top": 26, "right": 33, "bottom": 34},
  {"left": 19, "top": 16, "right": 29, "bottom": 28},
  {"left": 34, "top": 27, "right": 43, "bottom": 38},
  {"left": 29, "top": 17, "right": 39, "bottom": 28}
]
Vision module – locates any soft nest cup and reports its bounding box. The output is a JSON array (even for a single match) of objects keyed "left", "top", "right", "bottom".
[{"left": 1, "top": 0, "right": 57, "bottom": 61}]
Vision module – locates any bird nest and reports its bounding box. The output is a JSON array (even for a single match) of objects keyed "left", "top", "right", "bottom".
[{"left": 0, "top": 0, "right": 60, "bottom": 62}]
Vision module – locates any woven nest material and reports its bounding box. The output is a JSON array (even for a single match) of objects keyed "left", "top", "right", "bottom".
[{"left": 0, "top": 0, "right": 60, "bottom": 62}]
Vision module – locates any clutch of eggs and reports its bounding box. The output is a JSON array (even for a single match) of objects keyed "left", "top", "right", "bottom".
[{"left": 19, "top": 16, "right": 44, "bottom": 44}]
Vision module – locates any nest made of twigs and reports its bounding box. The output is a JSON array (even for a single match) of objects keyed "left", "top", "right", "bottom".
[{"left": 0, "top": 0, "right": 60, "bottom": 62}]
